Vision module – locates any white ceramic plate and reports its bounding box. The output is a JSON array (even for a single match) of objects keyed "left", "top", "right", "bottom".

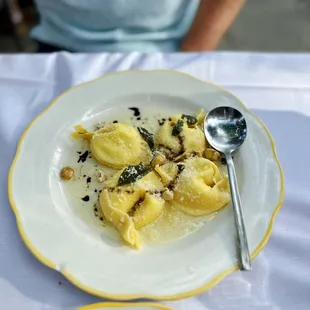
[
  {"left": 9, "top": 70, "right": 284, "bottom": 301},
  {"left": 78, "top": 302, "right": 173, "bottom": 310}
]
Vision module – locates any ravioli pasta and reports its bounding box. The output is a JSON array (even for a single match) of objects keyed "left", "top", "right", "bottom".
[
  {"left": 155, "top": 114, "right": 206, "bottom": 158},
  {"left": 173, "top": 158, "right": 230, "bottom": 215},
  {"left": 71, "top": 109, "right": 231, "bottom": 248},
  {"left": 72, "top": 123, "right": 151, "bottom": 169},
  {"left": 99, "top": 170, "right": 165, "bottom": 248}
]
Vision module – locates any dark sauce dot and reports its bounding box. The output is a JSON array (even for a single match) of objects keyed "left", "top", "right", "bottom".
[
  {"left": 86, "top": 177, "right": 91, "bottom": 183},
  {"left": 82, "top": 195, "right": 90, "bottom": 202},
  {"left": 129, "top": 107, "right": 140, "bottom": 117},
  {"left": 94, "top": 207, "right": 98, "bottom": 212},
  {"left": 94, "top": 189, "right": 98, "bottom": 193},
  {"left": 137, "top": 117, "right": 141, "bottom": 121},
  {"left": 78, "top": 150, "right": 89, "bottom": 163},
  {"left": 83, "top": 174, "right": 86, "bottom": 178},
  {"left": 77, "top": 151, "right": 82, "bottom": 154},
  {"left": 113, "top": 120, "right": 118, "bottom": 123},
  {"left": 221, "top": 158, "right": 227, "bottom": 165}
]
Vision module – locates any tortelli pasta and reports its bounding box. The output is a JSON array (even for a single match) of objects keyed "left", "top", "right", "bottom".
[
  {"left": 73, "top": 123, "right": 151, "bottom": 169},
  {"left": 155, "top": 114, "right": 206, "bottom": 157},
  {"left": 100, "top": 170, "right": 165, "bottom": 248},
  {"left": 172, "top": 157, "right": 230, "bottom": 215}
]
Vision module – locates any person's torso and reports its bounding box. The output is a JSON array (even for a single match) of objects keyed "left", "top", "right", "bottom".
[{"left": 32, "top": 0, "right": 199, "bottom": 52}]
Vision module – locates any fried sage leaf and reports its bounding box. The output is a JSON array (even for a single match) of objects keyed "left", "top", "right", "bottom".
[
  {"left": 138, "top": 127, "right": 155, "bottom": 151},
  {"left": 172, "top": 120, "right": 184, "bottom": 136},
  {"left": 181, "top": 114, "right": 198, "bottom": 125},
  {"left": 117, "top": 163, "right": 151, "bottom": 186}
]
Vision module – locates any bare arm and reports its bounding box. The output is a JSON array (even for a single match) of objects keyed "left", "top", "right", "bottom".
[{"left": 181, "top": 0, "right": 246, "bottom": 51}]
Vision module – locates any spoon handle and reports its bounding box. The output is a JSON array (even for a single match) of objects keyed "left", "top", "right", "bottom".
[{"left": 225, "top": 153, "right": 251, "bottom": 271}]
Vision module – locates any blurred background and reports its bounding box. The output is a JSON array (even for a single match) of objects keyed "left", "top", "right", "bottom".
[{"left": 0, "top": 0, "right": 310, "bottom": 53}]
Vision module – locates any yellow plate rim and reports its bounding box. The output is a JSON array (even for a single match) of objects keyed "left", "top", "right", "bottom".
[
  {"left": 78, "top": 301, "right": 174, "bottom": 310},
  {"left": 8, "top": 69, "right": 285, "bottom": 301}
]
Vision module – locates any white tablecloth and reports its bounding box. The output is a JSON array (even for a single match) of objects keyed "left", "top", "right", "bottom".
[{"left": 0, "top": 52, "right": 309, "bottom": 310}]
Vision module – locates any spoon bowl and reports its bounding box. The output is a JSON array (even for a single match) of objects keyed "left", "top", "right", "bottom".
[
  {"left": 204, "top": 106, "right": 251, "bottom": 271},
  {"left": 204, "top": 107, "right": 247, "bottom": 154}
]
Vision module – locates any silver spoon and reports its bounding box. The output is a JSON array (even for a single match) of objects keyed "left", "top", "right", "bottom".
[{"left": 204, "top": 106, "right": 251, "bottom": 271}]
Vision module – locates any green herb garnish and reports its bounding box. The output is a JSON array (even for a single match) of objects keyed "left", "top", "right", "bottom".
[
  {"left": 117, "top": 163, "right": 151, "bottom": 186},
  {"left": 181, "top": 114, "right": 198, "bottom": 125},
  {"left": 172, "top": 120, "right": 184, "bottom": 136},
  {"left": 138, "top": 127, "right": 155, "bottom": 151}
]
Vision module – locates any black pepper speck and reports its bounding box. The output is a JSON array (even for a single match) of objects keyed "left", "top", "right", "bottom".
[
  {"left": 158, "top": 118, "right": 166, "bottom": 126},
  {"left": 177, "top": 164, "right": 185, "bottom": 172}
]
